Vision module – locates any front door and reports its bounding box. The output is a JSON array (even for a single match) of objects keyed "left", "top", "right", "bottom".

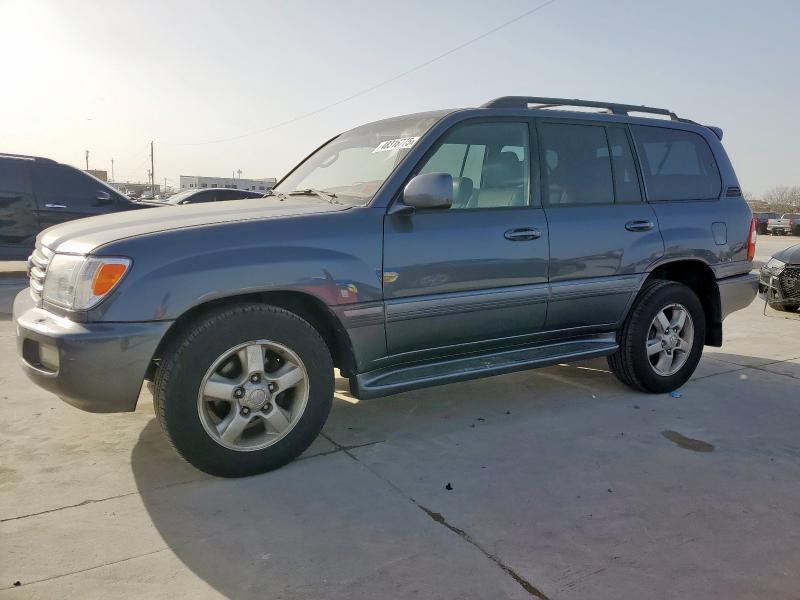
[
  {"left": 383, "top": 120, "right": 550, "bottom": 359},
  {"left": 537, "top": 119, "right": 664, "bottom": 330}
]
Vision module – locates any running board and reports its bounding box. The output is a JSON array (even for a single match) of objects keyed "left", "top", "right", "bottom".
[{"left": 352, "top": 334, "right": 619, "bottom": 399}]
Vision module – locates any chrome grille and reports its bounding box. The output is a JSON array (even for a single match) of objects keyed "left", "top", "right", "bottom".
[
  {"left": 780, "top": 267, "right": 800, "bottom": 301},
  {"left": 28, "top": 245, "right": 54, "bottom": 302}
]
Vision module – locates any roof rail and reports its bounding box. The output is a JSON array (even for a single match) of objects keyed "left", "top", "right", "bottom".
[
  {"left": 481, "top": 96, "right": 681, "bottom": 121},
  {"left": 0, "top": 153, "right": 55, "bottom": 163}
]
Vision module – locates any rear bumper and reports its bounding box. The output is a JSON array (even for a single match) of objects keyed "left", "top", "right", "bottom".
[
  {"left": 13, "top": 289, "right": 172, "bottom": 413},
  {"left": 717, "top": 272, "right": 758, "bottom": 319}
]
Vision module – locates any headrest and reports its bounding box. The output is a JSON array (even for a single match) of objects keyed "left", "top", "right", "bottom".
[{"left": 482, "top": 152, "right": 523, "bottom": 188}]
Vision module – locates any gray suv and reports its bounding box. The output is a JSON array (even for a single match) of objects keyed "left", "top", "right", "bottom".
[{"left": 14, "top": 97, "right": 758, "bottom": 477}]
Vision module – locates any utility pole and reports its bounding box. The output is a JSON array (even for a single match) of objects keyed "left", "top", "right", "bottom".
[
  {"left": 111, "top": 158, "right": 114, "bottom": 182},
  {"left": 164, "top": 177, "right": 167, "bottom": 194},
  {"left": 85, "top": 150, "right": 89, "bottom": 170},
  {"left": 150, "top": 141, "right": 155, "bottom": 195}
]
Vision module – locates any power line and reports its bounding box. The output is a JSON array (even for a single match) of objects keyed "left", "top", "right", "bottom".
[{"left": 171, "top": 0, "right": 560, "bottom": 147}]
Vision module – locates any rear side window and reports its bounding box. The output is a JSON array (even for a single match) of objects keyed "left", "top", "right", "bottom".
[
  {"left": 631, "top": 126, "right": 721, "bottom": 201},
  {"left": 0, "top": 160, "right": 33, "bottom": 194},
  {"left": 540, "top": 123, "right": 614, "bottom": 205}
]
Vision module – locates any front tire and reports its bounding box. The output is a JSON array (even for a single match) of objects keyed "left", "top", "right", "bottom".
[
  {"left": 608, "top": 280, "right": 705, "bottom": 393},
  {"left": 154, "top": 303, "right": 334, "bottom": 477}
]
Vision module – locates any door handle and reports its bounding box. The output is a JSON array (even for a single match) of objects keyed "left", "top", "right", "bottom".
[
  {"left": 504, "top": 227, "right": 541, "bottom": 241},
  {"left": 44, "top": 203, "right": 67, "bottom": 209},
  {"left": 625, "top": 220, "right": 654, "bottom": 232}
]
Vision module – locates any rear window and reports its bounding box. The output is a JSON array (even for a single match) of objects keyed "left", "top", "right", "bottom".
[{"left": 631, "top": 126, "right": 721, "bottom": 201}]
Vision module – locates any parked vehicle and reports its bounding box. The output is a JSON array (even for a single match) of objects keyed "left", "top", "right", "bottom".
[
  {"left": 139, "top": 191, "right": 155, "bottom": 200},
  {"left": 144, "top": 188, "right": 264, "bottom": 205},
  {"left": 767, "top": 213, "right": 800, "bottom": 236},
  {"left": 14, "top": 96, "right": 758, "bottom": 477},
  {"left": 0, "top": 154, "right": 151, "bottom": 260},
  {"left": 753, "top": 211, "right": 779, "bottom": 235},
  {"left": 759, "top": 243, "right": 800, "bottom": 312}
]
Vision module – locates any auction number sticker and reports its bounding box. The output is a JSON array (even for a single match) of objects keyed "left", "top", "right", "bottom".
[{"left": 373, "top": 137, "right": 419, "bottom": 153}]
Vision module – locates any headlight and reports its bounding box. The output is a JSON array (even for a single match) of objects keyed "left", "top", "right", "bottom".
[
  {"left": 43, "top": 255, "right": 131, "bottom": 310},
  {"left": 765, "top": 257, "right": 786, "bottom": 271}
]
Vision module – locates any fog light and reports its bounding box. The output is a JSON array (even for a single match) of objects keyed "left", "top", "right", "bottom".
[{"left": 38, "top": 343, "right": 60, "bottom": 372}]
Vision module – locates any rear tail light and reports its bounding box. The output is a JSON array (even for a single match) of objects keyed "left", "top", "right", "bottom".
[{"left": 747, "top": 218, "right": 757, "bottom": 262}]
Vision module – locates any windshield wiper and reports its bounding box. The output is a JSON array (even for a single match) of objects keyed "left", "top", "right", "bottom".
[
  {"left": 287, "top": 189, "right": 340, "bottom": 204},
  {"left": 263, "top": 190, "right": 290, "bottom": 201}
]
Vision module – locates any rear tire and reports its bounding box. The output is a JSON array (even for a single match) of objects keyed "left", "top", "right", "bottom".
[
  {"left": 608, "top": 280, "right": 705, "bottom": 393},
  {"left": 154, "top": 303, "right": 334, "bottom": 477}
]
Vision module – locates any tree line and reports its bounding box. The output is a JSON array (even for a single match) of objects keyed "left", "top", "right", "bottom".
[{"left": 746, "top": 186, "right": 800, "bottom": 214}]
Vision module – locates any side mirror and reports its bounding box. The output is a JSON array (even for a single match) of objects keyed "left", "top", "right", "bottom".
[{"left": 402, "top": 173, "right": 453, "bottom": 210}]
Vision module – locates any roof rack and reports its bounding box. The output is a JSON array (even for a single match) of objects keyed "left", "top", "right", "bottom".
[{"left": 481, "top": 96, "right": 682, "bottom": 121}]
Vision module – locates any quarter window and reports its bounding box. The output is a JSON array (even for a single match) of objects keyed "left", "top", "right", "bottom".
[
  {"left": 417, "top": 122, "right": 530, "bottom": 209},
  {"left": 631, "top": 125, "right": 721, "bottom": 201}
]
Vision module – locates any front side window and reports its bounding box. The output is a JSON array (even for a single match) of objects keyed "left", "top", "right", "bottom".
[
  {"left": 275, "top": 112, "right": 448, "bottom": 205},
  {"left": 631, "top": 125, "right": 721, "bottom": 201},
  {"left": 34, "top": 165, "right": 115, "bottom": 209},
  {"left": 416, "top": 121, "right": 530, "bottom": 209}
]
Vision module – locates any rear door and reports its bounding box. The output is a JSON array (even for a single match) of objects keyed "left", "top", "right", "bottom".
[
  {"left": 383, "top": 119, "right": 550, "bottom": 358},
  {"left": 538, "top": 119, "right": 664, "bottom": 330},
  {"left": 0, "top": 158, "right": 39, "bottom": 259},
  {"left": 32, "top": 163, "right": 120, "bottom": 228}
]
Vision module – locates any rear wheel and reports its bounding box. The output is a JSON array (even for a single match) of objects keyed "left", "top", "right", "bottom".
[
  {"left": 154, "top": 303, "right": 334, "bottom": 477},
  {"left": 608, "top": 280, "right": 705, "bottom": 393}
]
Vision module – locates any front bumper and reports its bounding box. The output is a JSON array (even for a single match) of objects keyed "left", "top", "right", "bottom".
[
  {"left": 717, "top": 272, "right": 759, "bottom": 319},
  {"left": 759, "top": 264, "right": 800, "bottom": 306},
  {"left": 13, "top": 289, "right": 172, "bottom": 413}
]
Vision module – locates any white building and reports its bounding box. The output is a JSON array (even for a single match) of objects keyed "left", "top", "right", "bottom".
[{"left": 180, "top": 175, "right": 277, "bottom": 192}]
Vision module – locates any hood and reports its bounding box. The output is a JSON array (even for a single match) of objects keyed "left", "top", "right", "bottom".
[
  {"left": 774, "top": 243, "right": 800, "bottom": 265},
  {"left": 40, "top": 196, "right": 350, "bottom": 255}
]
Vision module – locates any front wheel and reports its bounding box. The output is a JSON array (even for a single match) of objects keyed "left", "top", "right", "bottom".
[
  {"left": 608, "top": 280, "right": 705, "bottom": 393},
  {"left": 154, "top": 303, "right": 334, "bottom": 477}
]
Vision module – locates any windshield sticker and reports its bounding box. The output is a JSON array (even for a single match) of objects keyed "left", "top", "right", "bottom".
[{"left": 373, "top": 137, "right": 420, "bottom": 153}]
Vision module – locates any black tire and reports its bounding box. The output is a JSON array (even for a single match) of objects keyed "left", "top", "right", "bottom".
[
  {"left": 769, "top": 303, "right": 799, "bottom": 313},
  {"left": 608, "top": 280, "right": 705, "bottom": 393},
  {"left": 154, "top": 303, "right": 334, "bottom": 477}
]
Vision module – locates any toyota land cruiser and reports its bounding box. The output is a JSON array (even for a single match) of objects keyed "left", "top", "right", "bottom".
[{"left": 14, "top": 97, "right": 758, "bottom": 477}]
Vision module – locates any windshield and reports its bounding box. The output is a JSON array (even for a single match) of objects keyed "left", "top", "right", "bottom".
[{"left": 274, "top": 111, "right": 448, "bottom": 205}]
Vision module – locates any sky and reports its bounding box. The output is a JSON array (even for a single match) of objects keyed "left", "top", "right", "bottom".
[{"left": 0, "top": 0, "right": 798, "bottom": 196}]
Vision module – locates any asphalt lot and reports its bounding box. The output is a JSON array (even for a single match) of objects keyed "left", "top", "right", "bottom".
[{"left": 1, "top": 236, "right": 799, "bottom": 599}]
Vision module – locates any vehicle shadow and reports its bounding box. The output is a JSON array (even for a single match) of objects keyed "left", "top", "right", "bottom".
[{"left": 128, "top": 363, "right": 629, "bottom": 598}]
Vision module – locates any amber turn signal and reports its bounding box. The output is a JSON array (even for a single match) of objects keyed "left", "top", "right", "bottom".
[{"left": 92, "top": 263, "right": 128, "bottom": 295}]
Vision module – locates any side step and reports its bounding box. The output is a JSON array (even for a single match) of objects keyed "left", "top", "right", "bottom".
[{"left": 352, "top": 334, "right": 618, "bottom": 400}]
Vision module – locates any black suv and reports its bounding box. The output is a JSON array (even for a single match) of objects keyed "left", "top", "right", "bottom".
[{"left": 0, "top": 154, "right": 149, "bottom": 260}]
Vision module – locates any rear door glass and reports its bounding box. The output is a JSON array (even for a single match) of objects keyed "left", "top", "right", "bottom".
[{"left": 540, "top": 123, "right": 614, "bottom": 205}]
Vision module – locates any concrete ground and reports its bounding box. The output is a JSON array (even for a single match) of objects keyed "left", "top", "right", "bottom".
[{"left": 1, "top": 236, "right": 799, "bottom": 599}]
